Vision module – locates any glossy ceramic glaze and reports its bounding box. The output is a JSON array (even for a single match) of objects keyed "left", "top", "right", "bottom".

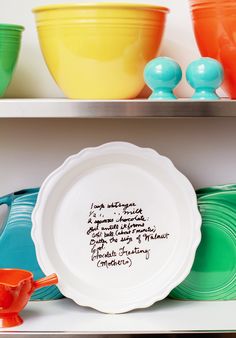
[
  {"left": 32, "top": 142, "right": 201, "bottom": 313},
  {"left": 186, "top": 58, "right": 223, "bottom": 100},
  {"left": 190, "top": 0, "right": 236, "bottom": 98},
  {"left": 197, "top": 183, "right": 236, "bottom": 197},
  {"left": 0, "top": 269, "right": 58, "bottom": 328},
  {"left": 0, "top": 24, "right": 24, "bottom": 97},
  {"left": 144, "top": 57, "right": 182, "bottom": 100},
  {"left": 170, "top": 184, "right": 236, "bottom": 300},
  {"left": 0, "top": 188, "right": 62, "bottom": 300},
  {"left": 33, "top": 3, "right": 169, "bottom": 99}
]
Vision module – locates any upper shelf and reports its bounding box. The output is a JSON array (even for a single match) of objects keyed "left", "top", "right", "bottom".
[{"left": 0, "top": 98, "right": 236, "bottom": 118}]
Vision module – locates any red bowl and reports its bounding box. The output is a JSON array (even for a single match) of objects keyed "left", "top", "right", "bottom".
[
  {"left": 190, "top": 0, "right": 236, "bottom": 98},
  {"left": 0, "top": 269, "right": 58, "bottom": 328}
]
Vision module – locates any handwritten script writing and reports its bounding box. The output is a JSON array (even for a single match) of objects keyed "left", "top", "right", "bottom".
[{"left": 87, "top": 201, "right": 170, "bottom": 269}]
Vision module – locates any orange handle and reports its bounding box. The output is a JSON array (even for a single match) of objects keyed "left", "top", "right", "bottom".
[{"left": 34, "top": 273, "right": 58, "bottom": 290}]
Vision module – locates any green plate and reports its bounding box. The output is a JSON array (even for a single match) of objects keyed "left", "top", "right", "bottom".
[{"left": 170, "top": 185, "right": 236, "bottom": 300}]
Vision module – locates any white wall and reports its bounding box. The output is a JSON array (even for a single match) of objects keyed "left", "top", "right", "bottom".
[
  {"left": 4, "top": 0, "right": 200, "bottom": 98},
  {"left": 1, "top": 118, "right": 236, "bottom": 195}
]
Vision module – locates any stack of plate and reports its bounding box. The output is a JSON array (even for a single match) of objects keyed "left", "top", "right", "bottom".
[
  {"left": 170, "top": 184, "right": 236, "bottom": 300},
  {"left": 0, "top": 188, "right": 63, "bottom": 301}
]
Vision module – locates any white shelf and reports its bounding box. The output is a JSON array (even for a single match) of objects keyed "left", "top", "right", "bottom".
[
  {"left": 0, "top": 98, "right": 236, "bottom": 118},
  {"left": 1, "top": 298, "right": 236, "bottom": 334}
]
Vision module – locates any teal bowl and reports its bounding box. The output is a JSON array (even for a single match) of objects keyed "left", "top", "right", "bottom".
[{"left": 0, "top": 24, "right": 24, "bottom": 97}]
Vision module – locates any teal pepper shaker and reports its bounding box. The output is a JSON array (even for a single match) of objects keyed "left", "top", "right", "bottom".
[
  {"left": 186, "top": 57, "right": 224, "bottom": 100},
  {"left": 144, "top": 57, "right": 182, "bottom": 100}
]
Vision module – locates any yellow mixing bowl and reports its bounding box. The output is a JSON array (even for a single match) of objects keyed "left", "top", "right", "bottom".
[{"left": 33, "top": 3, "right": 169, "bottom": 99}]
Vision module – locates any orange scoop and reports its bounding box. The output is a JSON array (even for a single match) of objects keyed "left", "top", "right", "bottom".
[{"left": 0, "top": 269, "right": 58, "bottom": 328}]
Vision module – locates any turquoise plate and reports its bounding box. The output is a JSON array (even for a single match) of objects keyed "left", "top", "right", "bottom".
[{"left": 0, "top": 188, "right": 63, "bottom": 301}]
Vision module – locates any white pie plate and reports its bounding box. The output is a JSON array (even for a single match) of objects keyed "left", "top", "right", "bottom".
[{"left": 32, "top": 142, "right": 201, "bottom": 313}]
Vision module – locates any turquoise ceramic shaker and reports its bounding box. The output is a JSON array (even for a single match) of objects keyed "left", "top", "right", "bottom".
[
  {"left": 0, "top": 188, "right": 62, "bottom": 300},
  {"left": 186, "top": 57, "right": 224, "bottom": 100},
  {"left": 144, "top": 57, "right": 182, "bottom": 100}
]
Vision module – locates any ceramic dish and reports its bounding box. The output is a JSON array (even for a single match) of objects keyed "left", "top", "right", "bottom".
[
  {"left": 33, "top": 3, "right": 168, "bottom": 99},
  {"left": 0, "top": 24, "right": 24, "bottom": 97},
  {"left": 170, "top": 184, "right": 236, "bottom": 300},
  {"left": 0, "top": 269, "right": 58, "bottom": 328},
  {"left": 190, "top": 0, "right": 236, "bottom": 98},
  {"left": 0, "top": 189, "right": 63, "bottom": 300},
  {"left": 32, "top": 142, "right": 201, "bottom": 313}
]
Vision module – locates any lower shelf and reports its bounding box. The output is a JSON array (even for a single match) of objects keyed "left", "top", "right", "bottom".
[{"left": 1, "top": 298, "right": 236, "bottom": 334}]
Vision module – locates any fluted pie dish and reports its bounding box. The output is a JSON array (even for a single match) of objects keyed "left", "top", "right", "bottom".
[{"left": 32, "top": 142, "right": 201, "bottom": 313}]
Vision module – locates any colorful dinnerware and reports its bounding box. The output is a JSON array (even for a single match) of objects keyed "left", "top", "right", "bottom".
[
  {"left": 144, "top": 57, "right": 182, "bottom": 100},
  {"left": 190, "top": 0, "right": 236, "bottom": 98},
  {"left": 32, "top": 142, "right": 201, "bottom": 313},
  {"left": 0, "top": 269, "right": 58, "bottom": 328},
  {"left": 0, "top": 24, "right": 24, "bottom": 97},
  {"left": 33, "top": 3, "right": 169, "bottom": 99},
  {"left": 186, "top": 58, "right": 224, "bottom": 100},
  {"left": 170, "top": 184, "right": 236, "bottom": 301},
  {"left": 0, "top": 189, "right": 62, "bottom": 300}
]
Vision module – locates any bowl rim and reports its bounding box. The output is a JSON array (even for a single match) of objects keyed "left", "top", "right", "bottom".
[
  {"left": 33, "top": 2, "right": 169, "bottom": 14},
  {"left": 0, "top": 269, "right": 33, "bottom": 288},
  {"left": 0, "top": 23, "right": 24, "bottom": 32},
  {"left": 190, "top": 0, "right": 236, "bottom": 10}
]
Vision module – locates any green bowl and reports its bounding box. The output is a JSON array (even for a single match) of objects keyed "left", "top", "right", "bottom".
[
  {"left": 169, "top": 184, "right": 236, "bottom": 301},
  {"left": 0, "top": 24, "right": 24, "bottom": 97}
]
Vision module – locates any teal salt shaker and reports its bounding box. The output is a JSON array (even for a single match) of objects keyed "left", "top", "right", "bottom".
[
  {"left": 186, "top": 57, "right": 224, "bottom": 100},
  {"left": 0, "top": 188, "right": 63, "bottom": 300},
  {"left": 144, "top": 57, "right": 182, "bottom": 100}
]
